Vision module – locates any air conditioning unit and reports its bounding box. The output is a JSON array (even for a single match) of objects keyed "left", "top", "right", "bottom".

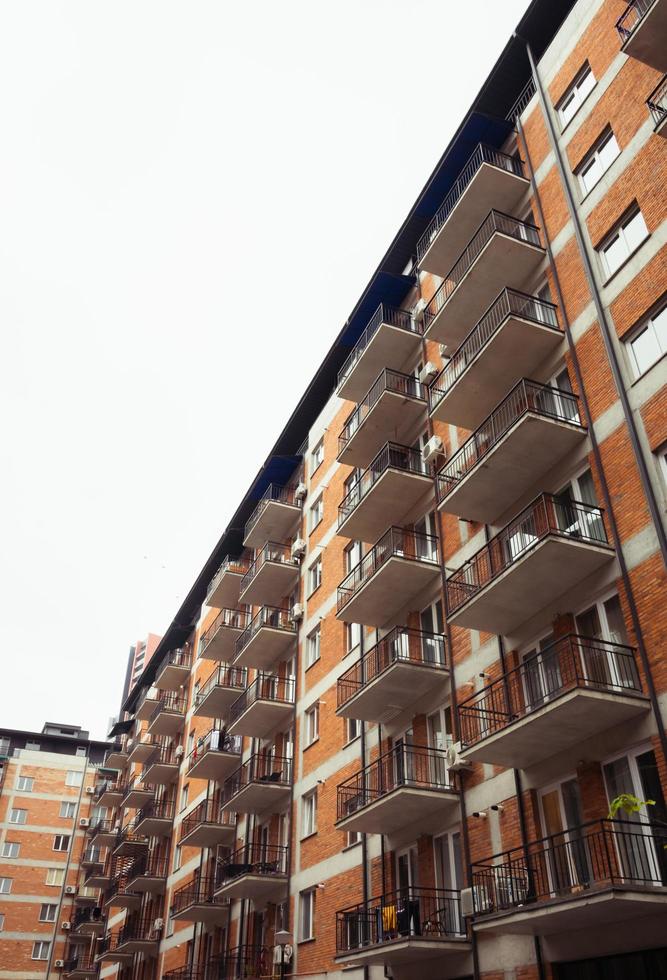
[
  {"left": 294, "top": 482, "right": 307, "bottom": 501},
  {"left": 61, "top": 921, "right": 72, "bottom": 931},
  {"left": 85, "top": 786, "right": 95, "bottom": 795},
  {"left": 54, "top": 961, "right": 65, "bottom": 969},
  {"left": 64, "top": 886, "right": 77, "bottom": 896},
  {"left": 419, "top": 361, "right": 438, "bottom": 385},
  {"left": 79, "top": 818, "right": 90, "bottom": 828},
  {"left": 291, "top": 538, "right": 306, "bottom": 560},
  {"left": 421, "top": 435, "right": 443, "bottom": 465},
  {"left": 460, "top": 887, "right": 475, "bottom": 918},
  {"left": 153, "top": 917, "right": 164, "bottom": 933},
  {"left": 446, "top": 742, "right": 472, "bottom": 772},
  {"left": 289, "top": 603, "right": 304, "bottom": 622},
  {"left": 174, "top": 746, "right": 184, "bottom": 759}
]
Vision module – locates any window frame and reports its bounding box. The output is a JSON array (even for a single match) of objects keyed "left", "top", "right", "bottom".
[
  {"left": 16, "top": 775, "right": 34, "bottom": 792},
  {"left": 46, "top": 868, "right": 65, "bottom": 887},
  {"left": 32, "top": 940, "right": 51, "bottom": 961},
  {"left": 59, "top": 801, "right": 76, "bottom": 819},
  {"left": 53, "top": 834, "right": 71, "bottom": 852},
  {"left": 0, "top": 878, "right": 12, "bottom": 894},
  {"left": 598, "top": 207, "right": 649, "bottom": 280},
  {"left": 39, "top": 903, "right": 57, "bottom": 923},
  {"left": 310, "top": 439, "right": 324, "bottom": 475},
  {"left": 556, "top": 63, "right": 596, "bottom": 128},
  {"left": 575, "top": 128, "right": 620, "bottom": 196},
  {"left": 626, "top": 303, "right": 666, "bottom": 379},
  {"left": 65, "top": 770, "right": 83, "bottom": 788},
  {"left": 1, "top": 842, "right": 19, "bottom": 858},
  {"left": 9, "top": 807, "right": 27, "bottom": 825},
  {"left": 308, "top": 494, "right": 324, "bottom": 533},
  {"left": 306, "top": 625, "right": 321, "bottom": 669},
  {"left": 304, "top": 703, "right": 319, "bottom": 747},
  {"left": 301, "top": 790, "right": 318, "bottom": 838},
  {"left": 299, "top": 888, "right": 316, "bottom": 941},
  {"left": 307, "top": 556, "right": 322, "bottom": 597}
]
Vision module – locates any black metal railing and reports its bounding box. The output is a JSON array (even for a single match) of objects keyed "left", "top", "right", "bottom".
[
  {"left": 235, "top": 604, "right": 297, "bottom": 659},
  {"left": 112, "top": 824, "right": 148, "bottom": 852},
  {"left": 159, "top": 646, "right": 192, "bottom": 673},
  {"left": 64, "top": 950, "right": 99, "bottom": 972},
  {"left": 244, "top": 484, "right": 300, "bottom": 542},
  {"left": 135, "top": 798, "right": 175, "bottom": 827},
  {"left": 121, "top": 776, "right": 155, "bottom": 802},
  {"left": 337, "top": 304, "right": 422, "bottom": 390},
  {"left": 436, "top": 379, "right": 582, "bottom": 501},
  {"left": 616, "top": 0, "right": 656, "bottom": 41},
  {"left": 95, "top": 932, "right": 124, "bottom": 956},
  {"left": 459, "top": 634, "right": 643, "bottom": 749},
  {"left": 337, "top": 627, "right": 448, "bottom": 709},
  {"left": 223, "top": 754, "right": 293, "bottom": 806},
  {"left": 471, "top": 818, "right": 667, "bottom": 915},
  {"left": 200, "top": 607, "right": 252, "bottom": 657},
  {"left": 417, "top": 144, "right": 524, "bottom": 264},
  {"left": 195, "top": 664, "right": 247, "bottom": 710},
  {"left": 337, "top": 527, "right": 439, "bottom": 614},
  {"left": 89, "top": 818, "right": 114, "bottom": 838},
  {"left": 424, "top": 211, "right": 542, "bottom": 327},
  {"left": 72, "top": 905, "right": 105, "bottom": 929},
  {"left": 228, "top": 673, "right": 295, "bottom": 726},
  {"left": 141, "top": 741, "right": 181, "bottom": 780},
  {"left": 210, "top": 946, "right": 272, "bottom": 980},
  {"left": 127, "top": 854, "right": 169, "bottom": 882},
  {"left": 240, "top": 542, "right": 297, "bottom": 595},
  {"left": 116, "top": 913, "right": 160, "bottom": 945},
  {"left": 336, "top": 886, "right": 466, "bottom": 953},
  {"left": 81, "top": 847, "right": 104, "bottom": 867},
  {"left": 179, "top": 799, "right": 236, "bottom": 843},
  {"left": 338, "top": 443, "right": 429, "bottom": 529},
  {"left": 447, "top": 493, "right": 610, "bottom": 615},
  {"left": 429, "top": 289, "right": 560, "bottom": 415},
  {"left": 206, "top": 554, "right": 252, "bottom": 601},
  {"left": 215, "top": 844, "right": 288, "bottom": 886},
  {"left": 647, "top": 74, "right": 667, "bottom": 127},
  {"left": 93, "top": 778, "right": 121, "bottom": 802},
  {"left": 338, "top": 369, "right": 427, "bottom": 457},
  {"left": 187, "top": 729, "right": 242, "bottom": 773},
  {"left": 103, "top": 868, "right": 137, "bottom": 906},
  {"left": 149, "top": 691, "right": 186, "bottom": 725},
  {"left": 507, "top": 78, "right": 537, "bottom": 121},
  {"left": 163, "top": 969, "right": 207, "bottom": 980},
  {"left": 171, "top": 874, "right": 228, "bottom": 915},
  {"left": 337, "top": 744, "right": 454, "bottom": 822}
]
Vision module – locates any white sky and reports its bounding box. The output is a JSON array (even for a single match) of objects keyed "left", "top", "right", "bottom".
[{"left": 0, "top": 0, "right": 529, "bottom": 739}]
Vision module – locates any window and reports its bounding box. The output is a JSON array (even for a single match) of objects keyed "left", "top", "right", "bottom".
[
  {"left": 345, "top": 622, "right": 361, "bottom": 656},
  {"left": 0, "top": 914, "right": 4, "bottom": 930},
  {"left": 53, "top": 835, "right": 70, "bottom": 852},
  {"left": 557, "top": 63, "right": 595, "bottom": 126},
  {"left": 346, "top": 829, "right": 362, "bottom": 847},
  {"left": 305, "top": 704, "right": 319, "bottom": 746},
  {"left": 65, "top": 770, "right": 83, "bottom": 787},
  {"left": 598, "top": 207, "right": 648, "bottom": 278},
  {"left": 59, "top": 801, "right": 76, "bottom": 819},
  {"left": 9, "top": 808, "right": 27, "bottom": 824},
  {"left": 307, "top": 557, "right": 322, "bottom": 596},
  {"left": 76, "top": 747, "right": 87, "bottom": 757},
  {"left": 308, "top": 495, "right": 324, "bottom": 532},
  {"left": 302, "top": 790, "right": 317, "bottom": 837},
  {"left": 25, "top": 741, "right": 40, "bottom": 751},
  {"left": 16, "top": 775, "right": 34, "bottom": 792},
  {"left": 39, "top": 904, "right": 57, "bottom": 923},
  {"left": 311, "top": 439, "right": 324, "bottom": 474},
  {"left": 0, "top": 878, "right": 12, "bottom": 894},
  {"left": 306, "top": 626, "right": 321, "bottom": 669},
  {"left": 345, "top": 718, "right": 361, "bottom": 744},
  {"left": 626, "top": 304, "right": 666, "bottom": 378},
  {"left": 180, "top": 783, "right": 189, "bottom": 812},
  {"left": 344, "top": 540, "right": 362, "bottom": 574},
  {"left": 32, "top": 941, "right": 50, "bottom": 961},
  {"left": 0, "top": 737, "right": 9, "bottom": 756},
  {"left": 173, "top": 844, "right": 182, "bottom": 871},
  {"left": 46, "top": 868, "right": 65, "bottom": 886},
  {"left": 1, "top": 842, "right": 19, "bottom": 858},
  {"left": 576, "top": 129, "right": 620, "bottom": 195},
  {"left": 299, "top": 888, "right": 316, "bottom": 940}
]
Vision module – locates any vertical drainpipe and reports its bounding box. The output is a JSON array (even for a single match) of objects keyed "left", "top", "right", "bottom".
[{"left": 358, "top": 625, "right": 370, "bottom": 980}]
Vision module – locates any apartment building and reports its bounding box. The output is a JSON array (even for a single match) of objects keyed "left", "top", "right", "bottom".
[
  {"left": 0, "top": 723, "right": 110, "bottom": 978},
  {"left": 82, "top": 0, "right": 667, "bottom": 978},
  {"left": 120, "top": 637, "right": 163, "bottom": 712}
]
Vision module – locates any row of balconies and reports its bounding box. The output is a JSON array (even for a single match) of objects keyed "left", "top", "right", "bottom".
[
  {"left": 616, "top": 0, "right": 666, "bottom": 73},
  {"left": 199, "top": 602, "right": 296, "bottom": 667}
]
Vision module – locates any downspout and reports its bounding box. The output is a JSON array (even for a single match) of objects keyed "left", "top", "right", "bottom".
[{"left": 358, "top": 625, "right": 370, "bottom": 980}]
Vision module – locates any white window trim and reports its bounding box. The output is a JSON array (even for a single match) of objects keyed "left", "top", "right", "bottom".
[
  {"left": 301, "top": 790, "right": 318, "bottom": 839},
  {"left": 299, "top": 888, "right": 316, "bottom": 941},
  {"left": 598, "top": 208, "right": 649, "bottom": 280},
  {"left": 625, "top": 304, "right": 666, "bottom": 379},
  {"left": 306, "top": 626, "right": 321, "bottom": 669},
  {"left": 308, "top": 495, "right": 324, "bottom": 533},
  {"left": 304, "top": 704, "right": 319, "bottom": 747},
  {"left": 575, "top": 129, "right": 620, "bottom": 197},
  {"left": 556, "top": 63, "right": 596, "bottom": 128}
]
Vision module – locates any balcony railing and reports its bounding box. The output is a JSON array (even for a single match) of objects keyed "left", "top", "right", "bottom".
[
  {"left": 429, "top": 290, "right": 560, "bottom": 416},
  {"left": 64, "top": 951, "right": 99, "bottom": 973},
  {"left": 338, "top": 370, "right": 427, "bottom": 457},
  {"left": 424, "top": 211, "right": 541, "bottom": 325},
  {"left": 337, "top": 527, "right": 439, "bottom": 615},
  {"left": 187, "top": 729, "right": 242, "bottom": 773},
  {"left": 436, "top": 379, "right": 581, "bottom": 501},
  {"left": 459, "top": 634, "right": 643, "bottom": 749},
  {"left": 178, "top": 799, "right": 236, "bottom": 844},
  {"left": 135, "top": 798, "right": 175, "bottom": 826},
  {"left": 337, "top": 744, "right": 453, "bottom": 821},
  {"left": 337, "top": 627, "right": 448, "bottom": 709},
  {"left": 115, "top": 914, "right": 160, "bottom": 945},
  {"left": 128, "top": 854, "right": 169, "bottom": 881},
  {"left": 223, "top": 753, "right": 293, "bottom": 805},
  {"left": 93, "top": 778, "right": 121, "bottom": 802},
  {"left": 235, "top": 605, "right": 296, "bottom": 658},
  {"left": 195, "top": 664, "right": 248, "bottom": 709},
  {"left": 141, "top": 741, "right": 181, "bottom": 778},
  {"left": 337, "top": 304, "right": 422, "bottom": 391},
  {"left": 228, "top": 673, "right": 295, "bottom": 726},
  {"left": 447, "top": 493, "right": 609, "bottom": 616},
  {"left": 89, "top": 818, "right": 114, "bottom": 838},
  {"left": 200, "top": 607, "right": 252, "bottom": 657},
  {"left": 338, "top": 443, "right": 429, "bottom": 529},
  {"left": 171, "top": 874, "right": 227, "bottom": 915},
  {"left": 149, "top": 691, "right": 186, "bottom": 725},
  {"left": 211, "top": 946, "right": 272, "bottom": 980},
  {"left": 81, "top": 847, "right": 104, "bottom": 867},
  {"left": 161, "top": 646, "right": 191, "bottom": 670},
  {"left": 648, "top": 74, "right": 667, "bottom": 126},
  {"left": 206, "top": 555, "right": 251, "bottom": 601},
  {"left": 215, "top": 843, "right": 288, "bottom": 886},
  {"left": 471, "top": 818, "right": 667, "bottom": 916},
  {"left": 244, "top": 484, "right": 300, "bottom": 542},
  {"left": 417, "top": 144, "right": 524, "bottom": 265},
  {"left": 616, "top": 0, "right": 656, "bottom": 40},
  {"left": 507, "top": 78, "right": 537, "bottom": 120},
  {"left": 336, "top": 886, "right": 466, "bottom": 954},
  {"left": 240, "top": 542, "right": 296, "bottom": 594},
  {"left": 72, "top": 905, "right": 105, "bottom": 929}
]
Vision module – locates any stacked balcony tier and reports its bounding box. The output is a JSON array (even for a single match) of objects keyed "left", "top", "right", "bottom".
[
  {"left": 121, "top": 778, "right": 154, "bottom": 810},
  {"left": 88, "top": 818, "right": 117, "bottom": 849},
  {"left": 94, "top": 779, "right": 123, "bottom": 809},
  {"left": 186, "top": 728, "right": 242, "bottom": 781},
  {"left": 647, "top": 74, "right": 667, "bottom": 135},
  {"left": 171, "top": 874, "right": 229, "bottom": 925},
  {"left": 104, "top": 743, "right": 128, "bottom": 770},
  {"left": 211, "top": 946, "right": 271, "bottom": 980},
  {"left": 222, "top": 753, "right": 292, "bottom": 815},
  {"left": 337, "top": 303, "right": 424, "bottom": 402},
  {"left": 63, "top": 953, "right": 99, "bottom": 978},
  {"left": 125, "top": 856, "right": 168, "bottom": 894},
  {"left": 133, "top": 799, "right": 175, "bottom": 837},
  {"left": 134, "top": 688, "right": 161, "bottom": 721},
  {"left": 193, "top": 664, "right": 247, "bottom": 719},
  {"left": 127, "top": 734, "right": 159, "bottom": 766},
  {"left": 141, "top": 741, "right": 181, "bottom": 786},
  {"left": 616, "top": 0, "right": 667, "bottom": 71},
  {"left": 206, "top": 554, "right": 252, "bottom": 609},
  {"left": 234, "top": 606, "right": 297, "bottom": 669},
  {"left": 103, "top": 866, "right": 141, "bottom": 911},
  {"left": 199, "top": 608, "right": 251, "bottom": 663},
  {"left": 227, "top": 673, "right": 295, "bottom": 738},
  {"left": 214, "top": 843, "right": 288, "bottom": 901},
  {"left": 243, "top": 484, "right": 302, "bottom": 550},
  {"left": 112, "top": 826, "right": 148, "bottom": 858},
  {"left": 95, "top": 933, "right": 133, "bottom": 964},
  {"left": 338, "top": 370, "right": 428, "bottom": 468},
  {"left": 146, "top": 692, "right": 186, "bottom": 737},
  {"left": 239, "top": 543, "right": 300, "bottom": 606},
  {"left": 71, "top": 905, "right": 106, "bottom": 937},
  {"left": 155, "top": 646, "right": 192, "bottom": 691},
  {"left": 178, "top": 799, "right": 236, "bottom": 848}
]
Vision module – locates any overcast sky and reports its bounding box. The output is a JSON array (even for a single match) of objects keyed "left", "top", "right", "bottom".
[{"left": 0, "top": 0, "right": 528, "bottom": 739}]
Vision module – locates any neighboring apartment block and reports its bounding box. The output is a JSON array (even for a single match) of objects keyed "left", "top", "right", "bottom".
[
  {"left": 0, "top": 723, "right": 110, "bottom": 978},
  {"left": 56, "top": 0, "right": 667, "bottom": 978},
  {"left": 120, "top": 637, "right": 163, "bottom": 712}
]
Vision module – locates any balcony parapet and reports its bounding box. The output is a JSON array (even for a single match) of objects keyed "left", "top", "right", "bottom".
[
  {"left": 337, "top": 304, "right": 423, "bottom": 402},
  {"left": 338, "top": 369, "right": 427, "bottom": 467}
]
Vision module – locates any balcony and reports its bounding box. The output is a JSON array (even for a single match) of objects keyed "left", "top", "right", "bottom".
[
  {"left": 179, "top": 799, "right": 237, "bottom": 848},
  {"left": 135, "top": 686, "right": 161, "bottom": 721},
  {"left": 103, "top": 869, "right": 141, "bottom": 911},
  {"left": 193, "top": 664, "right": 247, "bottom": 719},
  {"left": 336, "top": 745, "right": 457, "bottom": 836},
  {"left": 141, "top": 742, "right": 181, "bottom": 786},
  {"left": 435, "top": 379, "right": 587, "bottom": 524},
  {"left": 337, "top": 443, "right": 433, "bottom": 543},
  {"left": 616, "top": 0, "right": 667, "bottom": 71},
  {"left": 82, "top": 851, "right": 111, "bottom": 889},
  {"left": 429, "top": 289, "right": 562, "bottom": 431},
  {"left": 134, "top": 799, "right": 175, "bottom": 837},
  {"left": 214, "top": 843, "right": 288, "bottom": 901},
  {"left": 88, "top": 818, "right": 117, "bottom": 849},
  {"left": 647, "top": 74, "right": 667, "bottom": 136},
  {"left": 186, "top": 728, "right": 242, "bottom": 781},
  {"left": 446, "top": 494, "right": 615, "bottom": 635},
  {"left": 423, "top": 210, "right": 545, "bottom": 350},
  {"left": 336, "top": 527, "right": 441, "bottom": 628},
  {"left": 94, "top": 778, "right": 123, "bottom": 809},
  {"left": 72, "top": 887, "right": 100, "bottom": 906},
  {"left": 211, "top": 946, "right": 271, "bottom": 980},
  {"left": 338, "top": 370, "right": 428, "bottom": 468},
  {"left": 127, "top": 734, "right": 158, "bottom": 766},
  {"left": 63, "top": 950, "right": 99, "bottom": 978},
  {"left": 238, "top": 542, "right": 300, "bottom": 606},
  {"left": 234, "top": 606, "right": 297, "bottom": 669},
  {"left": 95, "top": 933, "right": 133, "bottom": 964},
  {"left": 155, "top": 646, "right": 192, "bottom": 691},
  {"left": 71, "top": 905, "right": 106, "bottom": 937},
  {"left": 147, "top": 691, "right": 186, "bottom": 737},
  {"left": 336, "top": 887, "right": 469, "bottom": 971},
  {"left": 200, "top": 607, "right": 251, "bottom": 663},
  {"left": 113, "top": 916, "right": 160, "bottom": 956},
  {"left": 227, "top": 673, "right": 295, "bottom": 738},
  {"left": 112, "top": 826, "right": 148, "bottom": 858},
  {"left": 126, "top": 856, "right": 168, "bottom": 894},
  {"left": 171, "top": 874, "right": 230, "bottom": 925},
  {"left": 243, "top": 483, "right": 302, "bottom": 550},
  {"left": 206, "top": 554, "right": 252, "bottom": 609},
  {"left": 104, "top": 742, "right": 128, "bottom": 770},
  {"left": 121, "top": 777, "right": 154, "bottom": 810},
  {"left": 336, "top": 627, "right": 449, "bottom": 723},
  {"left": 222, "top": 754, "right": 292, "bottom": 815},
  {"left": 471, "top": 819, "right": 667, "bottom": 936},
  {"left": 458, "top": 634, "right": 649, "bottom": 768},
  {"left": 337, "top": 304, "right": 423, "bottom": 402}
]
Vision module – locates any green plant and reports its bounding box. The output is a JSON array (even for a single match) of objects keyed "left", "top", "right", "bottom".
[{"left": 607, "top": 793, "right": 655, "bottom": 819}]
